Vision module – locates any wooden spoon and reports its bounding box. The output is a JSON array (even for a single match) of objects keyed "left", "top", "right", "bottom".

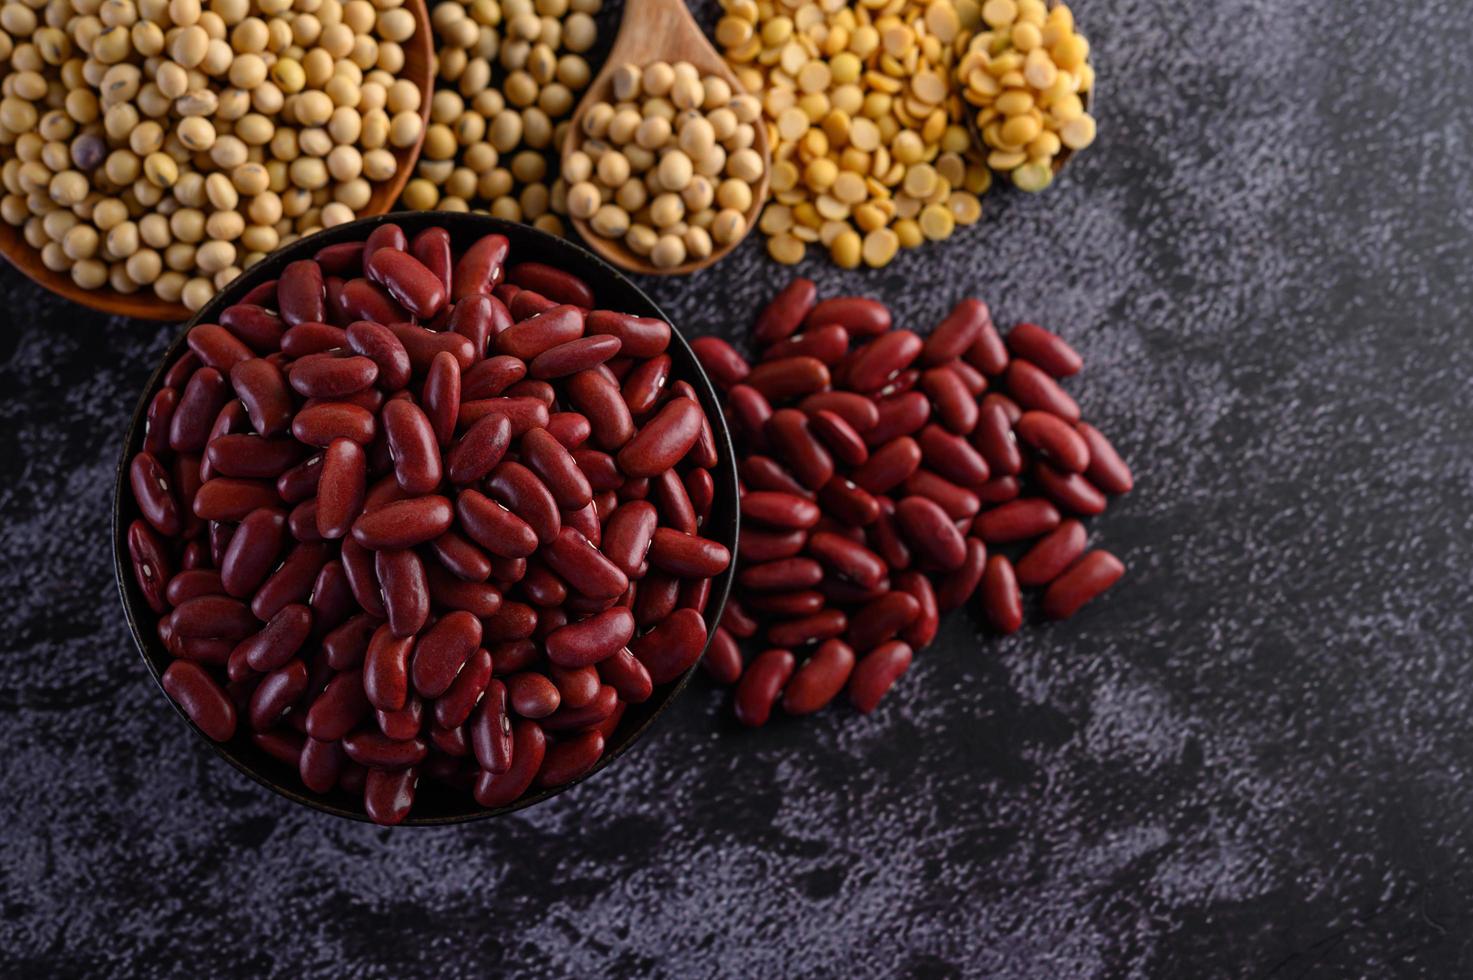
[{"left": 562, "top": 0, "right": 770, "bottom": 277}]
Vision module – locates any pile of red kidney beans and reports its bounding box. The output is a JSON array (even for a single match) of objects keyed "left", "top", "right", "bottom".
[
  {"left": 690, "top": 278, "right": 1131, "bottom": 726},
  {"left": 126, "top": 223, "right": 731, "bottom": 824}
]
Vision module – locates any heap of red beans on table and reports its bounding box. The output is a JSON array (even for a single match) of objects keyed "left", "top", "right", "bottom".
[
  {"left": 125, "top": 223, "right": 732, "bottom": 825},
  {"left": 689, "top": 279, "right": 1132, "bottom": 726}
]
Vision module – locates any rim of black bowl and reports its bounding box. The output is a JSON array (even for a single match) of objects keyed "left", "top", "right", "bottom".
[{"left": 112, "top": 212, "right": 740, "bottom": 825}]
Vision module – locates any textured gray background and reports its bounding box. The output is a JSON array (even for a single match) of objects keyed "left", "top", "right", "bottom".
[{"left": 4, "top": 0, "right": 1473, "bottom": 976}]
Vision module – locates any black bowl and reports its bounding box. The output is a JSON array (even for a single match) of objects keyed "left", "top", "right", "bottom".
[{"left": 113, "top": 212, "right": 739, "bottom": 825}]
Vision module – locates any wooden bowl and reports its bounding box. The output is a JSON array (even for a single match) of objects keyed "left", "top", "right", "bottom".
[
  {"left": 0, "top": 0, "right": 433, "bottom": 321},
  {"left": 562, "top": 0, "right": 771, "bottom": 277}
]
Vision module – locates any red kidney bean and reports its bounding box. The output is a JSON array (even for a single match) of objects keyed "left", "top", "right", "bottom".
[
  {"left": 493, "top": 304, "right": 583, "bottom": 360},
  {"left": 765, "top": 408, "right": 834, "bottom": 490},
  {"left": 543, "top": 527, "right": 628, "bottom": 600},
  {"left": 782, "top": 638, "right": 854, "bottom": 715},
  {"left": 973, "top": 401, "right": 1022, "bottom": 476},
  {"left": 894, "top": 496, "right": 968, "bottom": 570},
  {"left": 565, "top": 369, "right": 636, "bottom": 450},
  {"left": 322, "top": 613, "right": 376, "bottom": 671},
  {"left": 430, "top": 530, "right": 491, "bottom": 583},
  {"left": 1007, "top": 322, "right": 1082, "bottom": 377},
  {"left": 451, "top": 232, "right": 509, "bottom": 300},
  {"left": 162, "top": 661, "right": 237, "bottom": 741},
  {"left": 362, "top": 767, "right": 418, "bottom": 826},
  {"left": 646, "top": 528, "right": 731, "bottom": 579},
  {"left": 736, "top": 527, "right": 805, "bottom": 564},
  {"left": 459, "top": 398, "right": 551, "bottom": 440},
  {"left": 129, "top": 523, "right": 171, "bottom": 614},
  {"left": 315, "top": 240, "right": 365, "bottom": 275},
  {"left": 806, "top": 296, "right": 890, "bottom": 337},
  {"left": 890, "top": 570, "right": 938, "bottom": 648},
  {"left": 430, "top": 645, "right": 493, "bottom": 729},
  {"left": 1016, "top": 411, "right": 1090, "bottom": 473},
  {"left": 376, "top": 694, "right": 423, "bottom": 741},
  {"left": 364, "top": 623, "right": 413, "bottom": 711},
  {"left": 540, "top": 414, "right": 587, "bottom": 453},
  {"left": 848, "top": 330, "right": 923, "bottom": 392},
  {"left": 163, "top": 350, "right": 201, "bottom": 389},
  {"left": 799, "top": 391, "right": 879, "bottom": 432},
  {"left": 311, "top": 560, "right": 355, "bottom": 635},
  {"left": 485, "top": 461, "right": 560, "bottom": 545},
  {"left": 762, "top": 324, "right": 849, "bottom": 365},
  {"left": 1015, "top": 519, "right": 1089, "bottom": 587},
  {"left": 734, "top": 649, "right": 795, "bottom": 727},
  {"left": 848, "top": 640, "right": 912, "bottom": 713},
  {"left": 541, "top": 681, "right": 618, "bottom": 732},
  {"left": 288, "top": 352, "right": 378, "bottom": 400},
  {"left": 630, "top": 607, "right": 707, "bottom": 683},
  {"left": 513, "top": 430, "right": 589, "bottom": 513},
  {"left": 376, "top": 549, "right": 429, "bottom": 637},
  {"left": 702, "top": 625, "right": 744, "bottom": 684},
  {"left": 208, "top": 520, "right": 234, "bottom": 567},
  {"left": 378, "top": 399, "right": 441, "bottom": 495},
  {"left": 690, "top": 336, "right": 749, "bottom": 389},
  {"left": 806, "top": 532, "right": 886, "bottom": 589},
  {"left": 189, "top": 478, "right": 275, "bottom": 522},
  {"left": 866, "top": 391, "right": 931, "bottom": 446},
  {"left": 964, "top": 317, "right": 1010, "bottom": 376},
  {"left": 165, "top": 569, "right": 223, "bottom": 606},
  {"left": 410, "top": 226, "right": 452, "bottom": 294},
  {"left": 428, "top": 564, "right": 505, "bottom": 618},
  {"left": 253, "top": 729, "right": 305, "bottom": 767},
  {"left": 248, "top": 659, "right": 308, "bottom": 731},
  {"left": 1005, "top": 360, "right": 1080, "bottom": 422},
  {"left": 1036, "top": 462, "right": 1108, "bottom": 516},
  {"left": 755, "top": 277, "right": 816, "bottom": 344},
  {"left": 974, "top": 499, "right": 1061, "bottom": 544},
  {"left": 187, "top": 323, "right": 254, "bottom": 372},
  {"left": 277, "top": 260, "right": 325, "bottom": 326},
  {"left": 349, "top": 495, "right": 452, "bottom": 550},
  {"left": 465, "top": 355, "right": 530, "bottom": 400},
  {"left": 545, "top": 664, "right": 596, "bottom": 708},
  {"left": 744, "top": 590, "right": 824, "bottom": 618},
  {"left": 935, "top": 538, "right": 988, "bottom": 611},
  {"left": 471, "top": 718, "right": 542, "bottom": 806},
  {"left": 291, "top": 401, "right": 376, "bottom": 447},
  {"left": 921, "top": 298, "right": 990, "bottom": 366},
  {"left": 741, "top": 490, "right": 820, "bottom": 530},
  {"left": 445, "top": 414, "right": 510, "bottom": 486},
  {"left": 365, "top": 248, "right": 446, "bottom": 319},
  {"left": 219, "top": 304, "right": 286, "bottom": 352},
  {"left": 530, "top": 335, "right": 622, "bottom": 379},
  {"left": 1076, "top": 422, "right": 1133, "bottom": 495},
  {"left": 130, "top": 452, "right": 181, "bottom": 536},
  {"left": 204, "top": 434, "right": 303, "bottom": 480},
  {"left": 849, "top": 436, "right": 921, "bottom": 495},
  {"left": 915, "top": 424, "right": 990, "bottom": 487},
  {"left": 720, "top": 601, "right": 758, "bottom": 640},
  {"left": 845, "top": 591, "right": 920, "bottom": 651},
  {"left": 597, "top": 647, "right": 653, "bottom": 703},
  {"left": 1042, "top": 550, "right": 1124, "bottom": 619},
  {"left": 231, "top": 602, "right": 311, "bottom": 673},
  {"left": 219, "top": 506, "right": 286, "bottom": 596},
  {"left": 447, "top": 294, "right": 504, "bottom": 359},
  {"left": 621, "top": 354, "right": 671, "bottom": 415},
  {"left": 405, "top": 610, "right": 481, "bottom": 698},
  {"left": 766, "top": 609, "right": 847, "bottom": 648},
  {"left": 922, "top": 366, "right": 979, "bottom": 434},
  {"left": 303, "top": 668, "right": 370, "bottom": 742},
  {"left": 816, "top": 477, "right": 879, "bottom": 527},
  {"left": 281, "top": 321, "right": 348, "bottom": 358},
  {"left": 505, "top": 671, "right": 560, "bottom": 719},
  {"left": 299, "top": 736, "right": 346, "bottom": 794},
  {"left": 230, "top": 358, "right": 292, "bottom": 437},
  {"left": 746, "top": 356, "right": 830, "bottom": 403},
  {"left": 170, "top": 367, "right": 229, "bottom": 453},
  {"left": 542, "top": 606, "right": 633, "bottom": 668},
  {"left": 345, "top": 320, "right": 411, "bottom": 391},
  {"left": 339, "top": 536, "right": 386, "bottom": 618},
  {"left": 143, "top": 387, "right": 179, "bottom": 456},
  {"left": 253, "top": 543, "right": 329, "bottom": 622},
  {"left": 807, "top": 410, "right": 869, "bottom": 467},
  {"left": 980, "top": 555, "right": 1023, "bottom": 633},
  {"left": 738, "top": 556, "right": 822, "bottom": 592},
  {"left": 904, "top": 469, "right": 981, "bottom": 520},
  {"left": 310, "top": 439, "right": 365, "bottom": 543},
  {"left": 726, "top": 383, "right": 773, "bottom": 452},
  {"left": 685, "top": 468, "right": 714, "bottom": 524},
  {"left": 614, "top": 398, "right": 701, "bottom": 479},
  {"left": 535, "top": 729, "right": 604, "bottom": 788},
  {"left": 363, "top": 223, "right": 407, "bottom": 264},
  {"left": 343, "top": 730, "right": 427, "bottom": 770},
  {"left": 387, "top": 322, "right": 475, "bottom": 376},
  {"left": 508, "top": 261, "right": 595, "bottom": 307},
  {"left": 584, "top": 309, "right": 670, "bottom": 357},
  {"left": 740, "top": 456, "right": 809, "bottom": 498}
]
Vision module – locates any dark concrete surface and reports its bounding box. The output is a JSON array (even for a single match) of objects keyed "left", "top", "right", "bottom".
[{"left": 5, "top": 0, "right": 1473, "bottom": 976}]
